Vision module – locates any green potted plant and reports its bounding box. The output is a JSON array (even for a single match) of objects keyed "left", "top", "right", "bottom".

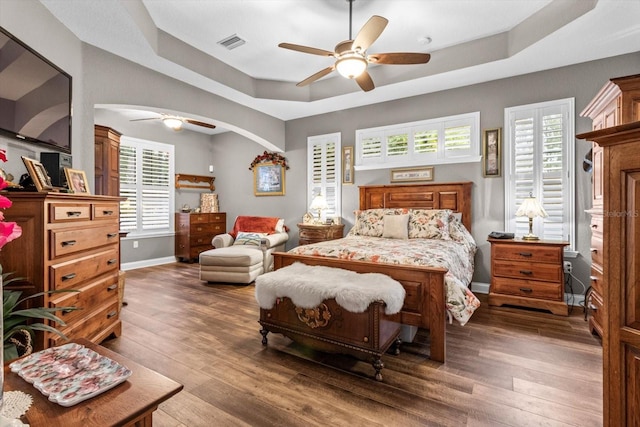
[{"left": 3, "top": 273, "right": 79, "bottom": 362}]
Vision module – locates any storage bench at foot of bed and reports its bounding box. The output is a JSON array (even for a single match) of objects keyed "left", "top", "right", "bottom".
[{"left": 259, "top": 297, "right": 401, "bottom": 381}]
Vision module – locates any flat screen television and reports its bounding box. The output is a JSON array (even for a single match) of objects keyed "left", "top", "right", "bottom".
[{"left": 0, "top": 26, "right": 72, "bottom": 154}]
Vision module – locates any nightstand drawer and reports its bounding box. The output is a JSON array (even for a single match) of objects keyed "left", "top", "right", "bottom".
[
  {"left": 590, "top": 235, "right": 603, "bottom": 267},
  {"left": 493, "top": 243, "right": 562, "bottom": 263},
  {"left": 590, "top": 265, "right": 604, "bottom": 295},
  {"left": 493, "top": 259, "right": 562, "bottom": 282},
  {"left": 492, "top": 277, "right": 563, "bottom": 301}
]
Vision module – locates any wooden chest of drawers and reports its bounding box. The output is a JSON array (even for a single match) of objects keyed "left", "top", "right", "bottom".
[
  {"left": 488, "top": 238, "right": 569, "bottom": 316},
  {"left": 175, "top": 212, "right": 226, "bottom": 262},
  {"left": 0, "top": 193, "right": 123, "bottom": 351},
  {"left": 297, "top": 223, "right": 345, "bottom": 245}
]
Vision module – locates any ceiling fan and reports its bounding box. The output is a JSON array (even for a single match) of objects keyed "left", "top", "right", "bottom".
[
  {"left": 278, "top": 0, "right": 431, "bottom": 92},
  {"left": 130, "top": 114, "right": 216, "bottom": 131}
]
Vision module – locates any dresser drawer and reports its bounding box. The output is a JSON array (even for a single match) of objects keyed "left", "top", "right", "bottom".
[
  {"left": 590, "top": 235, "right": 603, "bottom": 268},
  {"left": 590, "top": 265, "right": 604, "bottom": 296},
  {"left": 493, "top": 243, "right": 562, "bottom": 263},
  {"left": 189, "top": 245, "right": 213, "bottom": 260},
  {"left": 50, "top": 224, "right": 120, "bottom": 258},
  {"left": 50, "top": 249, "right": 119, "bottom": 290},
  {"left": 190, "top": 213, "right": 226, "bottom": 225},
  {"left": 492, "top": 277, "right": 563, "bottom": 301},
  {"left": 493, "top": 259, "right": 562, "bottom": 283},
  {"left": 49, "top": 203, "right": 91, "bottom": 223},
  {"left": 299, "top": 227, "right": 330, "bottom": 240},
  {"left": 590, "top": 215, "right": 603, "bottom": 240},
  {"left": 50, "top": 300, "right": 120, "bottom": 347},
  {"left": 93, "top": 202, "right": 120, "bottom": 220},
  {"left": 50, "top": 275, "right": 119, "bottom": 326},
  {"left": 190, "top": 222, "right": 225, "bottom": 237},
  {"left": 587, "top": 288, "right": 604, "bottom": 333}
]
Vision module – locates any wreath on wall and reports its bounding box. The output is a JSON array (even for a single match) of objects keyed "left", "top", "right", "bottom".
[{"left": 249, "top": 151, "right": 290, "bottom": 170}]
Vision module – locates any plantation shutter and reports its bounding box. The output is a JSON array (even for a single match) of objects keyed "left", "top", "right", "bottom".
[
  {"left": 308, "top": 133, "right": 341, "bottom": 221},
  {"left": 504, "top": 99, "right": 575, "bottom": 249},
  {"left": 119, "top": 137, "right": 175, "bottom": 236}
]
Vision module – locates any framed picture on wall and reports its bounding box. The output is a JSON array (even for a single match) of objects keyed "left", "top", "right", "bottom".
[
  {"left": 21, "top": 156, "right": 53, "bottom": 192},
  {"left": 482, "top": 127, "right": 502, "bottom": 177},
  {"left": 342, "top": 146, "right": 354, "bottom": 185},
  {"left": 390, "top": 166, "right": 434, "bottom": 183},
  {"left": 254, "top": 162, "right": 285, "bottom": 196},
  {"left": 64, "top": 168, "right": 91, "bottom": 194}
]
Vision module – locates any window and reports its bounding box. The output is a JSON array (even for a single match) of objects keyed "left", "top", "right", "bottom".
[
  {"left": 355, "top": 112, "right": 480, "bottom": 169},
  {"left": 120, "top": 136, "right": 175, "bottom": 236},
  {"left": 307, "top": 133, "right": 341, "bottom": 220},
  {"left": 504, "top": 98, "right": 575, "bottom": 250}
]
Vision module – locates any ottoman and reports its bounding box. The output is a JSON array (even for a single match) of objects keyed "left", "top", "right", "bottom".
[{"left": 199, "top": 246, "right": 264, "bottom": 284}]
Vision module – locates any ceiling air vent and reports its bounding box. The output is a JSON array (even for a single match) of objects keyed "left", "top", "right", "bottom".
[{"left": 217, "top": 34, "right": 246, "bottom": 50}]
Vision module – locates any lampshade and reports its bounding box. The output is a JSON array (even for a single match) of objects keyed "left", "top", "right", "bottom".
[
  {"left": 162, "top": 117, "right": 183, "bottom": 130},
  {"left": 515, "top": 193, "right": 547, "bottom": 240},
  {"left": 335, "top": 54, "right": 367, "bottom": 79},
  {"left": 309, "top": 194, "right": 329, "bottom": 211}
]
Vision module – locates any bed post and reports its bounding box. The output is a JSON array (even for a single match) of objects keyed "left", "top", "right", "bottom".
[{"left": 428, "top": 273, "right": 446, "bottom": 363}]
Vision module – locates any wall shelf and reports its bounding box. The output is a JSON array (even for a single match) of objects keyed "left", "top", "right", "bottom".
[{"left": 175, "top": 174, "right": 215, "bottom": 191}]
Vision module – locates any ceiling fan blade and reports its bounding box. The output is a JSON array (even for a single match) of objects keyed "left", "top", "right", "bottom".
[
  {"left": 130, "top": 117, "right": 159, "bottom": 122},
  {"left": 368, "top": 52, "right": 431, "bottom": 65},
  {"left": 352, "top": 15, "right": 388, "bottom": 52},
  {"left": 184, "top": 119, "right": 216, "bottom": 129},
  {"left": 297, "top": 66, "right": 335, "bottom": 87},
  {"left": 278, "top": 43, "right": 335, "bottom": 57},
  {"left": 355, "top": 71, "right": 375, "bottom": 92}
]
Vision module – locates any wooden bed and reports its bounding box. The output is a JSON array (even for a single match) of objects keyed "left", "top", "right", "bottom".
[{"left": 273, "top": 181, "right": 473, "bottom": 363}]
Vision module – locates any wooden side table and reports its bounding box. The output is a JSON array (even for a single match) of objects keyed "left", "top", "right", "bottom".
[
  {"left": 297, "top": 223, "right": 345, "bottom": 245},
  {"left": 488, "top": 238, "right": 569, "bottom": 316},
  {"left": 5, "top": 338, "right": 183, "bottom": 426}
]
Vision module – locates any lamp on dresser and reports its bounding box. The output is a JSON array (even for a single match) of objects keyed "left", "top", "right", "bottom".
[{"left": 515, "top": 193, "right": 548, "bottom": 240}]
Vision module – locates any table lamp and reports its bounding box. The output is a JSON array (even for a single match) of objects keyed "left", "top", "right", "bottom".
[
  {"left": 515, "top": 193, "right": 548, "bottom": 241},
  {"left": 309, "top": 194, "right": 329, "bottom": 224}
]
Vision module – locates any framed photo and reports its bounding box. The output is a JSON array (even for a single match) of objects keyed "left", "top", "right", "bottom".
[
  {"left": 254, "top": 162, "right": 285, "bottom": 196},
  {"left": 64, "top": 168, "right": 91, "bottom": 194},
  {"left": 390, "top": 166, "right": 434, "bottom": 183},
  {"left": 482, "top": 127, "right": 502, "bottom": 177},
  {"left": 342, "top": 146, "right": 354, "bottom": 185},
  {"left": 21, "top": 156, "right": 53, "bottom": 191}
]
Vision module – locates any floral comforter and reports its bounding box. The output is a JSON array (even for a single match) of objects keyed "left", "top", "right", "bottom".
[{"left": 287, "top": 235, "right": 480, "bottom": 325}]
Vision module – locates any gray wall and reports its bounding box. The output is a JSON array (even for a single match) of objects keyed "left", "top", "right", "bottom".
[{"left": 2, "top": 0, "right": 639, "bottom": 291}]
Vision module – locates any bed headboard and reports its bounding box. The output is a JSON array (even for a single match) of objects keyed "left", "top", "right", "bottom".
[{"left": 359, "top": 181, "right": 473, "bottom": 232}]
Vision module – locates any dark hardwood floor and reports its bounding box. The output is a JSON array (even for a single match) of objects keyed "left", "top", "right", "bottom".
[{"left": 102, "top": 263, "right": 603, "bottom": 426}]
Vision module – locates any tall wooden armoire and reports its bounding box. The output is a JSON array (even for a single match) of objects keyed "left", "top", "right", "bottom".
[
  {"left": 578, "top": 73, "right": 640, "bottom": 426},
  {"left": 94, "top": 125, "right": 121, "bottom": 196}
]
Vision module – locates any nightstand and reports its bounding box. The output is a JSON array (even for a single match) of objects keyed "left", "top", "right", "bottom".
[
  {"left": 488, "top": 238, "right": 569, "bottom": 316},
  {"left": 297, "top": 223, "right": 345, "bottom": 245}
]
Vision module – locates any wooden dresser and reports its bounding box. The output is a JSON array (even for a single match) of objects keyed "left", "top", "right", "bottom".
[
  {"left": 488, "top": 238, "right": 569, "bottom": 316},
  {"left": 297, "top": 223, "right": 344, "bottom": 245},
  {"left": 0, "top": 192, "right": 123, "bottom": 351},
  {"left": 175, "top": 212, "right": 226, "bottom": 262},
  {"left": 580, "top": 74, "right": 640, "bottom": 339}
]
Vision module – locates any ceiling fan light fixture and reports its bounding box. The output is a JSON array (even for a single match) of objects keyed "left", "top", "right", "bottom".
[
  {"left": 162, "top": 117, "right": 183, "bottom": 130},
  {"left": 336, "top": 55, "right": 367, "bottom": 79}
]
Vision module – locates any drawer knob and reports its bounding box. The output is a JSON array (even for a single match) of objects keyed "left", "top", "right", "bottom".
[
  {"left": 107, "top": 310, "right": 118, "bottom": 319},
  {"left": 591, "top": 223, "right": 598, "bottom": 229},
  {"left": 102, "top": 210, "right": 114, "bottom": 215},
  {"left": 66, "top": 211, "right": 82, "bottom": 217},
  {"left": 107, "top": 233, "right": 118, "bottom": 238},
  {"left": 107, "top": 284, "right": 118, "bottom": 291},
  {"left": 590, "top": 248, "right": 598, "bottom": 253},
  {"left": 517, "top": 252, "right": 532, "bottom": 257},
  {"left": 519, "top": 287, "right": 533, "bottom": 293},
  {"left": 107, "top": 258, "right": 117, "bottom": 265},
  {"left": 519, "top": 270, "right": 533, "bottom": 276},
  {"left": 62, "top": 240, "right": 77, "bottom": 247},
  {"left": 590, "top": 276, "right": 597, "bottom": 282},
  {"left": 62, "top": 273, "right": 77, "bottom": 281}
]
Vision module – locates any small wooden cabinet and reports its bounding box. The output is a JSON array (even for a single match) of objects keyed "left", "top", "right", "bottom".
[
  {"left": 175, "top": 212, "right": 226, "bottom": 262},
  {"left": 488, "top": 238, "right": 569, "bottom": 316},
  {"left": 94, "top": 125, "right": 121, "bottom": 196},
  {"left": 297, "top": 223, "right": 344, "bottom": 245},
  {"left": 0, "top": 193, "right": 123, "bottom": 351}
]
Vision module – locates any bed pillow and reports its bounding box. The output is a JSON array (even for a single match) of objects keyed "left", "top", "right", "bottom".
[
  {"left": 408, "top": 209, "right": 452, "bottom": 240},
  {"left": 233, "top": 232, "right": 267, "bottom": 246},
  {"left": 350, "top": 208, "right": 408, "bottom": 237},
  {"left": 382, "top": 214, "right": 409, "bottom": 239}
]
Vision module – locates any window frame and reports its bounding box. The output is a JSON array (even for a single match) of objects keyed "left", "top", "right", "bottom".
[
  {"left": 355, "top": 112, "right": 481, "bottom": 170},
  {"left": 503, "top": 97, "right": 576, "bottom": 252},
  {"left": 119, "top": 135, "right": 175, "bottom": 238},
  {"left": 307, "top": 132, "right": 341, "bottom": 222}
]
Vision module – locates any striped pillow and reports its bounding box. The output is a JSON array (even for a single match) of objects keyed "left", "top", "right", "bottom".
[{"left": 233, "top": 232, "right": 266, "bottom": 246}]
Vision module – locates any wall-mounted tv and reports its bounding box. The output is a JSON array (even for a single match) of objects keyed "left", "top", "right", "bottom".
[{"left": 0, "top": 26, "right": 72, "bottom": 154}]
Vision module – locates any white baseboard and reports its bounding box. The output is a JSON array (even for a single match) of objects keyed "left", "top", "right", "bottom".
[
  {"left": 122, "top": 256, "right": 177, "bottom": 271},
  {"left": 471, "top": 281, "right": 490, "bottom": 294}
]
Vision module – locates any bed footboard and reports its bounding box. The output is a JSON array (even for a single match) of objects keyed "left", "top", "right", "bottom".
[{"left": 272, "top": 252, "right": 447, "bottom": 362}]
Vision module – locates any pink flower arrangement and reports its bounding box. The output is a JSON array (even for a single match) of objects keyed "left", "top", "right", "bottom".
[{"left": 0, "top": 149, "right": 22, "bottom": 269}]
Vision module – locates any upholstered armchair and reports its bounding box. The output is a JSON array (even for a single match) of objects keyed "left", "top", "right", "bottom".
[{"left": 199, "top": 216, "right": 289, "bottom": 284}]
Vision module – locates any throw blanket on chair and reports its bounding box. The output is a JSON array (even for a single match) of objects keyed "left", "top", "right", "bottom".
[{"left": 254, "top": 262, "right": 406, "bottom": 315}]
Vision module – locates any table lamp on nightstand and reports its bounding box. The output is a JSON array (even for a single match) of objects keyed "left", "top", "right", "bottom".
[
  {"left": 309, "top": 194, "right": 329, "bottom": 224},
  {"left": 515, "top": 193, "right": 548, "bottom": 240}
]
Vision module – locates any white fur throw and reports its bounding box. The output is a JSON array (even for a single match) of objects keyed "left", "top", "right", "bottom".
[{"left": 255, "top": 262, "right": 406, "bottom": 315}]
